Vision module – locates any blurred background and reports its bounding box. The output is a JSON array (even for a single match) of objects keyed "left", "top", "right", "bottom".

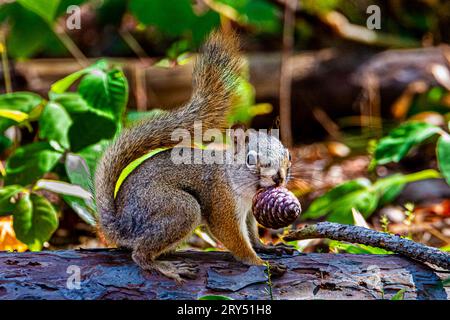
[{"left": 0, "top": 0, "right": 449, "bottom": 256}]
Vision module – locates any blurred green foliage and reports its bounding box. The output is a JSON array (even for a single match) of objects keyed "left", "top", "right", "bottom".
[
  {"left": 328, "top": 240, "right": 391, "bottom": 255},
  {"left": 374, "top": 121, "right": 450, "bottom": 184},
  {"left": 0, "top": 0, "right": 282, "bottom": 59},
  {"left": 0, "top": 59, "right": 128, "bottom": 249},
  {"left": 1, "top": 0, "right": 448, "bottom": 60},
  {"left": 302, "top": 170, "right": 441, "bottom": 224}
]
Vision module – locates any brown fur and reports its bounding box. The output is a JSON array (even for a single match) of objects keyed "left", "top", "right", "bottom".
[{"left": 95, "top": 31, "right": 290, "bottom": 282}]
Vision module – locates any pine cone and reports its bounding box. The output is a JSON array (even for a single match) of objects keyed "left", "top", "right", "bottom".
[{"left": 252, "top": 186, "right": 301, "bottom": 229}]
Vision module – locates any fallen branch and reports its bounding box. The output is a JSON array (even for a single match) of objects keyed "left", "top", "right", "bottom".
[
  {"left": 0, "top": 249, "right": 448, "bottom": 300},
  {"left": 283, "top": 222, "right": 450, "bottom": 270}
]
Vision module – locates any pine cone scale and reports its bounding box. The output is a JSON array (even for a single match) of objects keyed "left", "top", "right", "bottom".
[{"left": 252, "top": 186, "right": 302, "bottom": 229}]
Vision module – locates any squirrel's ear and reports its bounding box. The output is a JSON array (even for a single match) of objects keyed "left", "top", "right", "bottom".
[{"left": 229, "top": 127, "right": 247, "bottom": 155}]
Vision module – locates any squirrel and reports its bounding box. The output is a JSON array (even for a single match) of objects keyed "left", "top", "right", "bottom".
[{"left": 94, "top": 31, "right": 293, "bottom": 282}]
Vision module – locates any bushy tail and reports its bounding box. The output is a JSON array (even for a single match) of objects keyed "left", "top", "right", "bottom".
[{"left": 94, "top": 31, "right": 242, "bottom": 231}]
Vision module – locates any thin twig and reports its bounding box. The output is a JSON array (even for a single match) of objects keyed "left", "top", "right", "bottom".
[
  {"left": 54, "top": 22, "right": 89, "bottom": 67},
  {"left": 319, "top": 11, "right": 419, "bottom": 48},
  {"left": 359, "top": 72, "right": 382, "bottom": 137},
  {"left": 311, "top": 107, "right": 341, "bottom": 140},
  {"left": 270, "top": 1, "right": 419, "bottom": 48},
  {"left": 119, "top": 29, "right": 149, "bottom": 61},
  {"left": 283, "top": 222, "right": 450, "bottom": 270},
  {"left": 0, "top": 25, "right": 12, "bottom": 93}
]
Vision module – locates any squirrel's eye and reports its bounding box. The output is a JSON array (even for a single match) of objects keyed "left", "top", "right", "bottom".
[
  {"left": 246, "top": 151, "right": 258, "bottom": 167},
  {"left": 288, "top": 152, "right": 292, "bottom": 162}
]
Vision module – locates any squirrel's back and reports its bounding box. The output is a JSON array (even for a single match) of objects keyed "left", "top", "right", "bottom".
[{"left": 94, "top": 31, "right": 243, "bottom": 223}]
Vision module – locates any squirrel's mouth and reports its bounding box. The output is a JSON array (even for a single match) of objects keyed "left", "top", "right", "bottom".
[{"left": 258, "top": 177, "right": 278, "bottom": 189}]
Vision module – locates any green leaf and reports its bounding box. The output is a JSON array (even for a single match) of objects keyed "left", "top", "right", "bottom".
[
  {"left": 49, "top": 61, "right": 127, "bottom": 150},
  {"left": 0, "top": 92, "right": 43, "bottom": 113},
  {"left": 0, "top": 92, "right": 43, "bottom": 112},
  {"left": 63, "top": 195, "right": 97, "bottom": 226},
  {"left": 13, "top": 193, "right": 58, "bottom": 251},
  {"left": 65, "top": 153, "right": 93, "bottom": 194},
  {"left": 35, "top": 179, "right": 91, "bottom": 200},
  {"left": 217, "top": 0, "right": 280, "bottom": 32},
  {"left": 0, "top": 135, "right": 12, "bottom": 154},
  {"left": 77, "top": 64, "right": 129, "bottom": 121},
  {"left": 0, "top": 92, "right": 43, "bottom": 132},
  {"left": 241, "top": 0, "right": 281, "bottom": 33},
  {"left": 68, "top": 112, "right": 117, "bottom": 152},
  {"left": 5, "top": 4, "right": 55, "bottom": 58},
  {"left": 39, "top": 102, "right": 73, "bottom": 149},
  {"left": 301, "top": 0, "right": 340, "bottom": 15},
  {"left": 329, "top": 241, "right": 391, "bottom": 255},
  {"left": 17, "top": 0, "right": 60, "bottom": 24},
  {"left": 378, "top": 183, "right": 404, "bottom": 207},
  {"left": 51, "top": 92, "right": 90, "bottom": 113},
  {"left": 0, "top": 2, "right": 13, "bottom": 22},
  {"left": 0, "top": 185, "right": 23, "bottom": 216},
  {"left": 0, "top": 109, "right": 29, "bottom": 122},
  {"left": 64, "top": 153, "right": 98, "bottom": 224},
  {"left": 326, "top": 189, "right": 378, "bottom": 223},
  {"left": 5, "top": 142, "right": 63, "bottom": 186},
  {"left": 374, "top": 121, "right": 441, "bottom": 165},
  {"left": 191, "top": 10, "right": 221, "bottom": 46},
  {"left": 51, "top": 92, "right": 118, "bottom": 153},
  {"left": 390, "top": 289, "right": 406, "bottom": 300},
  {"left": 75, "top": 140, "right": 110, "bottom": 174},
  {"left": 302, "top": 179, "right": 371, "bottom": 220},
  {"left": 51, "top": 69, "right": 90, "bottom": 94},
  {"left": 373, "top": 170, "right": 441, "bottom": 193},
  {"left": 129, "top": 0, "right": 195, "bottom": 36},
  {"left": 303, "top": 170, "right": 440, "bottom": 224},
  {"left": 437, "top": 134, "right": 450, "bottom": 185},
  {"left": 198, "top": 295, "right": 234, "bottom": 300}
]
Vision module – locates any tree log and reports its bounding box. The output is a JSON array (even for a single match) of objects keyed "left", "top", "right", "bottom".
[{"left": 0, "top": 249, "right": 448, "bottom": 300}]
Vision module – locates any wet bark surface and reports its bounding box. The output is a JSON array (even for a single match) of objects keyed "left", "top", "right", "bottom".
[{"left": 0, "top": 249, "right": 448, "bottom": 300}]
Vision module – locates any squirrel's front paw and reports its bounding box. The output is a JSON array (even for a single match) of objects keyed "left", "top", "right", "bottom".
[{"left": 255, "top": 243, "right": 296, "bottom": 256}]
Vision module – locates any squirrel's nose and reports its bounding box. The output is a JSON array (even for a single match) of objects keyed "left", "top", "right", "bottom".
[
  {"left": 272, "top": 169, "right": 287, "bottom": 186},
  {"left": 272, "top": 172, "right": 283, "bottom": 186}
]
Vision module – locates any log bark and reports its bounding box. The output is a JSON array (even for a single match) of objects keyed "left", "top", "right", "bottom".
[{"left": 0, "top": 249, "right": 448, "bottom": 300}]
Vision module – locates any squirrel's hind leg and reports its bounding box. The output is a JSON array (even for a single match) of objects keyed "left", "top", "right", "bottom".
[
  {"left": 130, "top": 188, "right": 202, "bottom": 282},
  {"left": 132, "top": 250, "right": 198, "bottom": 283}
]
